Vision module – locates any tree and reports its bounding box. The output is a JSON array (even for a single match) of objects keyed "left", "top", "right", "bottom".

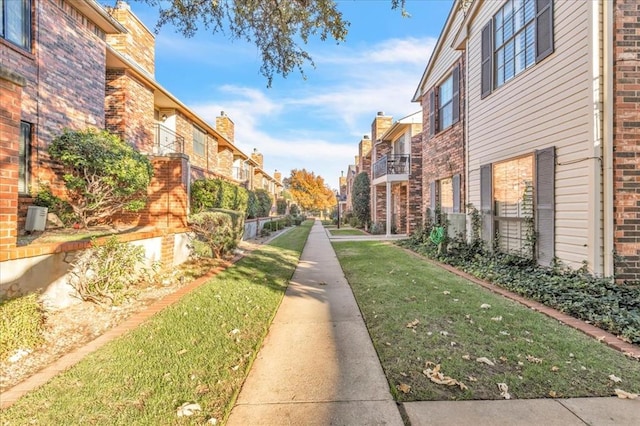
[
  {"left": 137, "top": 0, "right": 407, "bottom": 86},
  {"left": 287, "top": 169, "right": 334, "bottom": 212},
  {"left": 48, "top": 128, "right": 153, "bottom": 228},
  {"left": 352, "top": 172, "right": 370, "bottom": 228}
]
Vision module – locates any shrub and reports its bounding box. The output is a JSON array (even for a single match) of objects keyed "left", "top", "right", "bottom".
[
  {"left": 370, "top": 221, "right": 385, "bottom": 235},
  {"left": 32, "top": 185, "right": 77, "bottom": 226},
  {"left": 69, "top": 236, "right": 146, "bottom": 306},
  {"left": 289, "top": 204, "right": 300, "bottom": 216},
  {"left": 0, "top": 293, "right": 44, "bottom": 361},
  {"left": 352, "top": 172, "right": 370, "bottom": 228},
  {"left": 247, "top": 191, "right": 259, "bottom": 219},
  {"left": 48, "top": 128, "right": 153, "bottom": 228},
  {"left": 189, "top": 210, "right": 243, "bottom": 258},
  {"left": 276, "top": 199, "right": 288, "bottom": 215},
  {"left": 191, "top": 178, "right": 249, "bottom": 214},
  {"left": 255, "top": 189, "right": 273, "bottom": 218}
]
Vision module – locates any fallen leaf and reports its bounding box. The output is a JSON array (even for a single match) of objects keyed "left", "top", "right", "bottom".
[
  {"left": 480, "top": 304, "right": 491, "bottom": 309},
  {"left": 491, "top": 316, "right": 503, "bottom": 321},
  {"left": 608, "top": 374, "right": 622, "bottom": 383},
  {"left": 443, "top": 291, "right": 451, "bottom": 295},
  {"left": 397, "top": 383, "right": 411, "bottom": 394},
  {"left": 450, "top": 341, "right": 457, "bottom": 347},
  {"left": 230, "top": 328, "right": 240, "bottom": 335},
  {"left": 497, "top": 382, "right": 511, "bottom": 399},
  {"left": 177, "top": 402, "right": 201, "bottom": 417},
  {"left": 406, "top": 319, "right": 420, "bottom": 329},
  {"left": 195, "top": 384, "right": 210, "bottom": 394},
  {"left": 400, "top": 372, "right": 408, "bottom": 377},
  {"left": 462, "top": 354, "right": 471, "bottom": 360},
  {"left": 500, "top": 331, "right": 510, "bottom": 336},
  {"left": 385, "top": 342, "right": 392, "bottom": 346},
  {"left": 208, "top": 419, "right": 218, "bottom": 425},
  {"left": 526, "top": 355, "right": 543, "bottom": 364},
  {"left": 551, "top": 366, "right": 560, "bottom": 372},
  {"left": 499, "top": 356, "right": 508, "bottom": 362},
  {"left": 177, "top": 349, "right": 188, "bottom": 355},
  {"left": 549, "top": 390, "right": 557, "bottom": 398},
  {"left": 614, "top": 389, "right": 638, "bottom": 399},
  {"left": 468, "top": 376, "right": 478, "bottom": 382},
  {"left": 476, "top": 357, "right": 495, "bottom": 366},
  {"left": 440, "top": 331, "right": 449, "bottom": 336},
  {"left": 423, "top": 362, "right": 468, "bottom": 391}
]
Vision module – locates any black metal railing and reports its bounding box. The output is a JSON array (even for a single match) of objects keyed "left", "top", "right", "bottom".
[
  {"left": 373, "top": 154, "right": 410, "bottom": 179},
  {"left": 154, "top": 123, "right": 184, "bottom": 155}
]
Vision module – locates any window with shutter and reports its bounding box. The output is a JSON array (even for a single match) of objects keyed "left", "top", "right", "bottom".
[{"left": 482, "top": 0, "right": 553, "bottom": 95}]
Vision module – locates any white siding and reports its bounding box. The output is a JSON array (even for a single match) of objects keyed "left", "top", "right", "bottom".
[
  {"left": 421, "top": 6, "right": 465, "bottom": 92},
  {"left": 467, "top": 0, "right": 598, "bottom": 269}
]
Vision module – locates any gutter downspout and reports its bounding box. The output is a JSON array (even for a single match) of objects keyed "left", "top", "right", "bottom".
[{"left": 603, "top": 0, "right": 615, "bottom": 277}]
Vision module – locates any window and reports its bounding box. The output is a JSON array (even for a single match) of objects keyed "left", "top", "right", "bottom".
[
  {"left": 19, "top": 121, "right": 31, "bottom": 194},
  {"left": 481, "top": 0, "right": 554, "bottom": 97},
  {"left": 1, "top": 0, "right": 31, "bottom": 50},
  {"left": 429, "top": 174, "right": 461, "bottom": 217},
  {"left": 480, "top": 147, "right": 555, "bottom": 264},
  {"left": 429, "top": 65, "right": 460, "bottom": 136},
  {"left": 193, "top": 126, "right": 205, "bottom": 156},
  {"left": 492, "top": 155, "right": 534, "bottom": 254}
]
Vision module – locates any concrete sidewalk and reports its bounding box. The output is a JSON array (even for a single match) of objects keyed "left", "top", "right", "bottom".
[{"left": 227, "top": 220, "right": 640, "bottom": 425}]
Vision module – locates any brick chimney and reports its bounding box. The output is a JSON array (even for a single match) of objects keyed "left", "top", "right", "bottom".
[
  {"left": 251, "top": 148, "right": 264, "bottom": 169},
  {"left": 106, "top": 1, "right": 156, "bottom": 76},
  {"left": 359, "top": 135, "right": 372, "bottom": 158},
  {"left": 216, "top": 111, "right": 235, "bottom": 142},
  {"left": 274, "top": 170, "right": 282, "bottom": 183},
  {"left": 371, "top": 111, "right": 392, "bottom": 142}
]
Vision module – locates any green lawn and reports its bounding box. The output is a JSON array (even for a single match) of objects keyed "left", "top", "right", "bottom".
[
  {"left": 1, "top": 221, "right": 313, "bottom": 425},
  {"left": 334, "top": 241, "right": 640, "bottom": 402},
  {"left": 329, "top": 228, "right": 367, "bottom": 236}
]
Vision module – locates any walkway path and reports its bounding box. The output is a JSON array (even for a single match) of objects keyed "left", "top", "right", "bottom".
[
  {"left": 226, "top": 221, "right": 403, "bottom": 425},
  {"left": 227, "top": 220, "right": 640, "bottom": 425}
]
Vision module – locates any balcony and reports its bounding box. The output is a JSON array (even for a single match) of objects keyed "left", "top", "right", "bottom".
[
  {"left": 154, "top": 124, "right": 184, "bottom": 155},
  {"left": 373, "top": 154, "right": 410, "bottom": 179}
]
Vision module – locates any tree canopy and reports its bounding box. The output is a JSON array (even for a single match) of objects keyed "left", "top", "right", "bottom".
[
  {"left": 138, "top": 0, "right": 407, "bottom": 86},
  {"left": 287, "top": 168, "right": 334, "bottom": 212},
  {"left": 352, "top": 171, "right": 370, "bottom": 227}
]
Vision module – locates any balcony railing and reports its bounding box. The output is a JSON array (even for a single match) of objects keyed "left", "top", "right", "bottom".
[
  {"left": 373, "top": 154, "right": 410, "bottom": 179},
  {"left": 154, "top": 123, "right": 184, "bottom": 155}
]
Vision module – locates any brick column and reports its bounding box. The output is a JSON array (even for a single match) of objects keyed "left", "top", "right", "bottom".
[
  {"left": 146, "top": 154, "right": 190, "bottom": 230},
  {"left": 0, "top": 67, "right": 27, "bottom": 251},
  {"left": 613, "top": 0, "right": 640, "bottom": 282}
]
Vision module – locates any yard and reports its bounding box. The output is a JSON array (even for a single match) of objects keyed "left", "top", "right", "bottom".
[{"left": 333, "top": 241, "right": 640, "bottom": 402}]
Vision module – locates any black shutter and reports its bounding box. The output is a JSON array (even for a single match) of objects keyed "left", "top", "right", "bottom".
[
  {"left": 536, "top": 0, "right": 554, "bottom": 62},
  {"left": 452, "top": 174, "right": 461, "bottom": 213},
  {"left": 535, "top": 146, "right": 555, "bottom": 266},
  {"left": 481, "top": 20, "right": 493, "bottom": 99},
  {"left": 429, "top": 181, "right": 436, "bottom": 220},
  {"left": 452, "top": 64, "right": 460, "bottom": 124},
  {"left": 480, "top": 164, "right": 493, "bottom": 246},
  {"left": 429, "top": 89, "right": 436, "bottom": 136}
]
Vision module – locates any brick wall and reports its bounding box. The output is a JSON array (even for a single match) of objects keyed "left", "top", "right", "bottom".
[
  {"left": 421, "top": 58, "right": 466, "bottom": 218},
  {"left": 251, "top": 151, "right": 264, "bottom": 169},
  {"left": 1, "top": 0, "right": 110, "bottom": 232},
  {"left": 107, "top": 1, "right": 155, "bottom": 75},
  {"left": 371, "top": 113, "right": 392, "bottom": 143},
  {"left": 216, "top": 112, "right": 235, "bottom": 142},
  {"left": 216, "top": 148, "right": 234, "bottom": 177},
  {"left": 0, "top": 68, "right": 25, "bottom": 250},
  {"left": 105, "top": 69, "right": 155, "bottom": 153},
  {"left": 613, "top": 0, "right": 640, "bottom": 282},
  {"left": 408, "top": 133, "right": 423, "bottom": 233}
]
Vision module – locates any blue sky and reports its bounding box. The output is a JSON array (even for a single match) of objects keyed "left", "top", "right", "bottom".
[{"left": 127, "top": 0, "right": 454, "bottom": 189}]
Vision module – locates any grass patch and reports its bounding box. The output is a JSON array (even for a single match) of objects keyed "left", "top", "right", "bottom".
[
  {"left": 334, "top": 241, "right": 640, "bottom": 402},
  {"left": 1, "top": 221, "right": 313, "bottom": 424},
  {"left": 329, "top": 229, "right": 367, "bottom": 236}
]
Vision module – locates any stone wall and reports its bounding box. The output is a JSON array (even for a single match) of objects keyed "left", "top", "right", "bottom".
[{"left": 106, "top": 1, "right": 155, "bottom": 75}]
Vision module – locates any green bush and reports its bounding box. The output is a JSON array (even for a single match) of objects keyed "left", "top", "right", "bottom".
[
  {"left": 48, "top": 128, "right": 153, "bottom": 228},
  {"left": 276, "top": 199, "right": 288, "bottom": 215},
  {"left": 191, "top": 178, "right": 249, "bottom": 214},
  {"left": 0, "top": 293, "right": 44, "bottom": 360},
  {"left": 189, "top": 210, "right": 242, "bottom": 258},
  {"left": 247, "top": 191, "right": 259, "bottom": 219},
  {"left": 32, "top": 185, "right": 77, "bottom": 226},
  {"left": 289, "top": 204, "right": 300, "bottom": 216},
  {"left": 352, "top": 172, "right": 370, "bottom": 228},
  {"left": 69, "top": 236, "right": 146, "bottom": 306},
  {"left": 255, "top": 189, "right": 273, "bottom": 218}
]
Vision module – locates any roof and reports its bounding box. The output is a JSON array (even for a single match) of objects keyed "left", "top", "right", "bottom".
[{"left": 69, "top": 0, "right": 127, "bottom": 34}]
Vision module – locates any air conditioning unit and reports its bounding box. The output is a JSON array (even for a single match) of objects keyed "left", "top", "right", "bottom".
[{"left": 25, "top": 206, "right": 48, "bottom": 232}]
